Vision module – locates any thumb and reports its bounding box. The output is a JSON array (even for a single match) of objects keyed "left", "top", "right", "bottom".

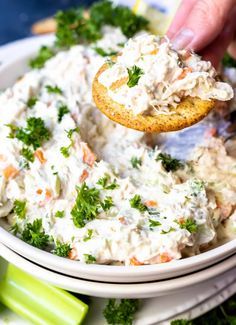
[{"left": 170, "top": 0, "right": 234, "bottom": 51}]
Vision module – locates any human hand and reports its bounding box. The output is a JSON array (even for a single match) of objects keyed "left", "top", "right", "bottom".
[{"left": 167, "top": 0, "right": 236, "bottom": 67}]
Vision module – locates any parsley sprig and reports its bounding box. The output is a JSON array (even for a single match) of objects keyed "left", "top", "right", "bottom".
[
  {"left": 53, "top": 241, "right": 72, "bottom": 257},
  {"left": 84, "top": 254, "right": 96, "bottom": 264},
  {"left": 7, "top": 117, "right": 51, "bottom": 150},
  {"left": 97, "top": 174, "right": 119, "bottom": 190},
  {"left": 13, "top": 200, "right": 27, "bottom": 219},
  {"left": 60, "top": 127, "right": 79, "bottom": 158},
  {"left": 127, "top": 65, "right": 144, "bottom": 88},
  {"left": 130, "top": 156, "right": 142, "bottom": 169},
  {"left": 103, "top": 299, "right": 139, "bottom": 325},
  {"left": 176, "top": 218, "right": 198, "bottom": 234},
  {"left": 21, "top": 219, "right": 49, "bottom": 249},
  {"left": 156, "top": 153, "right": 183, "bottom": 172},
  {"left": 46, "top": 85, "right": 63, "bottom": 95},
  {"left": 58, "top": 104, "right": 69, "bottom": 122},
  {"left": 29, "top": 46, "right": 55, "bottom": 69},
  {"left": 129, "top": 195, "right": 147, "bottom": 212}
]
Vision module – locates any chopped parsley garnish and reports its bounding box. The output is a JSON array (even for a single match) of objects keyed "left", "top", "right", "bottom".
[
  {"left": 130, "top": 156, "right": 142, "bottom": 169},
  {"left": 149, "top": 219, "right": 161, "bottom": 228},
  {"left": 13, "top": 200, "right": 27, "bottom": 219},
  {"left": 52, "top": 241, "right": 71, "bottom": 257},
  {"left": 156, "top": 153, "right": 183, "bottom": 172},
  {"left": 127, "top": 65, "right": 144, "bottom": 88},
  {"left": 7, "top": 117, "right": 51, "bottom": 150},
  {"left": 60, "top": 146, "right": 70, "bottom": 158},
  {"left": 97, "top": 174, "right": 119, "bottom": 190},
  {"left": 10, "top": 223, "right": 19, "bottom": 236},
  {"left": 190, "top": 179, "right": 205, "bottom": 196},
  {"left": 103, "top": 299, "right": 139, "bottom": 325},
  {"left": 84, "top": 254, "right": 96, "bottom": 264},
  {"left": 222, "top": 53, "right": 236, "bottom": 68},
  {"left": 83, "top": 229, "right": 93, "bottom": 242},
  {"left": 71, "top": 183, "right": 101, "bottom": 228},
  {"left": 26, "top": 97, "right": 37, "bottom": 108},
  {"left": 21, "top": 219, "right": 49, "bottom": 249},
  {"left": 101, "top": 196, "right": 114, "bottom": 211},
  {"left": 129, "top": 194, "right": 147, "bottom": 212},
  {"left": 29, "top": 46, "right": 55, "bottom": 69},
  {"left": 55, "top": 1, "right": 148, "bottom": 48},
  {"left": 176, "top": 219, "right": 198, "bottom": 234},
  {"left": 58, "top": 104, "right": 69, "bottom": 122},
  {"left": 21, "top": 147, "right": 35, "bottom": 163},
  {"left": 45, "top": 85, "right": 63, "bottom": 95},
  {"left": 94, "top": 47, "right": 118, "bottom": 57},
  {"left": 55, "top": 210, "right": 65, "bottom": 218},
  {"left": 60, "top": 127, "right": 79, "bottom": 158},
  {"left": 161, "top": 227, "right": 176, "bottom": 234}
]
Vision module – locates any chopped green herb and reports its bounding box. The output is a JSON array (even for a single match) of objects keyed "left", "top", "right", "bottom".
[
  {"left": 84, "top": 254, "right": 96, "bottom": 264},
  {"left": 94, "top": 47, "right": 118, "bottom": 57},
  {"left": 66, "top": 127, "right": 80, "bottom": 139},
  {"left": 176, "top": 218, "right": 198, "bottom": 233},
  {"left": 129, "top": 194, "right": 147, "bottom": 212},
  {"left": 71, "top": 183, "right": 101, "bottom": 228},
  {"left": 60, "top": 146, "right": 70, "bottom": 158},
  {"left": 7, "top": 117, "right": 51, "bottom": 150},
  {"left": 21, "top": 147, "right": 35, "bottom": 163},
  {"left": 46, "top": 85, "right": 63, "bottom": 95},
  {"left": 156, "top": 153, "right": 183, "bottom": 172},
  {"left": 55, "top": 210, "right": 65, "bottom": 218},
  {"left": 60, "top": 128, "right": 79, "bottom": 158},
  {"left": 97, "top": 174, "right": 119, "bottom": 190},
  {"left": 58, "top": 104, "right": 69, "bottom": 122},
  {"left": 190, "top": 179, "right": 205, "bottom": 196},
  {"left": 29, "top": 46, "right": 55, "bottom": 69},
  {"left": 127, "top": 65, "right": 144, "bottom": 88},
  {"left": 52, "top": 241, "right": 71, "bottom": 257},
  {"left": 21, "top": 219, "right": 49, "bottom": 249},
  {"left": 149, "top": 219, "right": 161, "bottom": 228},
  {"left": 161, "top": 227, "right": 176, "bottom": 234},
  {"left": 101, "top": 196, "right": 114, "bottom": 211},
  {"left": 222, "top": 53, "right": 236, "bottom": 68},
  {"left": 26, "top": 97, "right": 37, "bottom": 108},
  {"left": 13, "top": 200, "right": 27, "bottom": 219},
  {"left": 83, "top": 229, "right": 93, "bottom": 242},
  {"left": 10, "top": 223, "right": 19, "bottom": 235},
  {"left": 130, "top": 156, "right": 142, "bottom": 169},
  {"left": 103, "top": 299, "right": 139, "bottom": 325}
]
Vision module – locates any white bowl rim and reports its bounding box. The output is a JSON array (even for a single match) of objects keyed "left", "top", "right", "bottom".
[{"left": 0, "top": 35, "right": 236, "bottom": 280}]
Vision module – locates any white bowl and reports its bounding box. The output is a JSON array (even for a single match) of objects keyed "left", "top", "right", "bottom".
[
  {"left": 0, "top": 36, "right": 236, "bottom": 283},
  {"left": 0, "top": 243, "right": 236, "bottom": 300}
]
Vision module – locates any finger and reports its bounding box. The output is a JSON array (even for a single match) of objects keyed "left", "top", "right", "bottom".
[
  {"left": 171, "top": 0, "right": 234, "bottom": 51},
  {"left": 201, "top": 6, "right": 236, "bottom": 67},
  {"left": 167, "top": 0, "right": 197, "bottom": 39}
]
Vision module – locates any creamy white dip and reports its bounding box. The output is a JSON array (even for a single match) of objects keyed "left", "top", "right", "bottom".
[
  {"left": 98, "top": 34, "right": 234, "bottom": 115},
  {"left": 0, "top": 26, "right": 235, "bottom": 265}
]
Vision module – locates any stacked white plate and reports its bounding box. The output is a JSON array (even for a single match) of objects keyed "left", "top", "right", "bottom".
[{"left": 0, "top": 33, "right": 236, "bottom": 324}]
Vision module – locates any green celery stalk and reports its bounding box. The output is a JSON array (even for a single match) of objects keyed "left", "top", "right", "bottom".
[{"left": 0, "top": 264, "right": 88, "bottom": 325}]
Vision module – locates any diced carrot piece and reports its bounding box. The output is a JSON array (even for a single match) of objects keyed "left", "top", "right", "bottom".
[
  {"left": 145, "top": 200, "right": 158, "bottom": 207},
  {"left": 37, "top": 189, "right": 43, "bottom": 195},
  {"left": 45, "top": 188, "right": 52, "bottom": 199},
  {"left": 118, "top": 216, "right": 127, "bottom": 225},
  {"left": 148, "top": 49, "right": 159, "bottom": 55},
  {"left": 79, "top": 169, "right": 89, "bottom": 182},
  {"left": 177, "top": 67, "right": 192, "bottom": 80},
  {"left": 178, "top": 217, "right": 185, "bottom": 225},
  {"left": 68, "top": 248, "right": 78, "bottom": 260},
  {"left": 130, "top": 257, "right": 144, "bottom": 266},
  {"left": 3, "top": 165, "right": 19, "bottom": 180},
  {"left": 81, "top": 142, "right": 96, "bottom": 167},
  {"left": 110, "top": 77, "right": 129, "bottom": 91},
  {"left": 35, "top": 149, "right": 46, "bottom": 164},
  {"left": 159, "top": 253, "right": 172, "bottom": 263}
]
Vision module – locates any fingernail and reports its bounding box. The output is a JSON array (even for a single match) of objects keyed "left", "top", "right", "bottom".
[{"left": 172, "top": 28, "right": 194, "bottom": 50}]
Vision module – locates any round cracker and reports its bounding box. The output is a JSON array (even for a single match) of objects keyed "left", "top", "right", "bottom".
[{"left": 92, "top": 63, "right": 215, "bottom": 133}]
